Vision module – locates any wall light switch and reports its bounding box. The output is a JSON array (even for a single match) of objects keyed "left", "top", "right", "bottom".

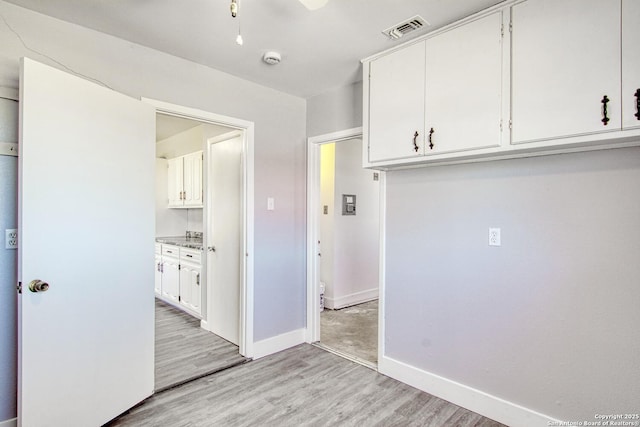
[
  {"left": 5, "top": 228, "right": 18, "bottom": 249},
  {"left": 267, "top": 197, "right": 275, "bottom": 211},
  {"left": 489, "top": 228, "right": 501, "bottom": 246}
]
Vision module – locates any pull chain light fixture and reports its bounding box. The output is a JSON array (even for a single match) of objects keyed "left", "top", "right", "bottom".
[{"left": 230, "top": 0, "right": 243, "bottom": 45}]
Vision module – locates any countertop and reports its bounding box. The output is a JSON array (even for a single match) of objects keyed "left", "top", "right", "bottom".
[{"left": 155, "top": 236, "right": 203, "bottom": 251}]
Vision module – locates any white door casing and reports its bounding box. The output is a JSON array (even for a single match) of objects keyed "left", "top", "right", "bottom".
[
  {"left": 143, "top": 98, "right": 254, "bottom": 358},
  {"left": 18, "top": 58, "right": 155, "bottom": 426},
  {"left": 207, "top": 133, "right": 243, "bottom": 346}
]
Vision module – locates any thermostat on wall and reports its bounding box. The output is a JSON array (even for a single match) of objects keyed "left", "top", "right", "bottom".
[{"left": 342, "top": 194, "right": 356, "bottom": 216}]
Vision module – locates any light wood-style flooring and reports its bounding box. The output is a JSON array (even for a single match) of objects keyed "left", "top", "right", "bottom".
[
  {"left": 155, "top": 298, "right": 247, "bottom": 391},
  {"left": 109, "top": 344, "right": 505, "bottom": 426}
]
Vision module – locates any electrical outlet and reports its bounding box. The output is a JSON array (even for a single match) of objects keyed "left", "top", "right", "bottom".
[
  {"left": 488, "top": 228, "right": 501, "bottom": 246},
  {"left": 5, "top": 228, "right": 18, "bottom": 249}
]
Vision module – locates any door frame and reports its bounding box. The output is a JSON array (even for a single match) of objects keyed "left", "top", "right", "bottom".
[
  {"left": 143, "top": 98, "right": 254, "bottom": 358},
  {"left": 305, "top": 127, "right": 385, "bottom": 360}
]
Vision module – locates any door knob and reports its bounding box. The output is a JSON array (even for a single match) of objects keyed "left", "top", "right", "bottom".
[{"left": 28, "top": 280, "right": 49, "bottom": 293}]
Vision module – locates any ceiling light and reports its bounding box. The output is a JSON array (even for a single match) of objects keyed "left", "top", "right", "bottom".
[{"left": 263, "top": 51, "right": 281, "bottom": 65}]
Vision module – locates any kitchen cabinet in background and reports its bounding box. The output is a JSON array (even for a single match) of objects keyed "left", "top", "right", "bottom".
[
  {"left": 161, "top": 245, "right": 181, "bottom": 304},
  {"left": 167, "top": 150, "right": 203, "bottom": 208},
  {"left": 179, "top": 248, "right": 202, "bottom": 315}
]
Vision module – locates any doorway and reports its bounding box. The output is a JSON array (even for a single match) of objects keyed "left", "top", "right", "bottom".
[
  {"left": 154, "top": 114, "right": 249, "bottom": 390},
  {"left": 306, "top": 128, "right": 382, "bottom": 368}
]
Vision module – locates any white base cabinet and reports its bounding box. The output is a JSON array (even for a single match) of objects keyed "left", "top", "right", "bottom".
[{"left": 155, "top": 243, "right": 202, "bottom": 318}]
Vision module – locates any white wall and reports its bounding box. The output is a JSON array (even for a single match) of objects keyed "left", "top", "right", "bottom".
[
  {"left": 320, "top": 139, "right": 379, "bottom": 309},
  {"left": 0, "top": 96, "right": 17, "bottom": 423},
  {"left": 307, "top": 81, "right": 362, "bottom": 138},
  {"left": 319, "top": 143, "right": 335, "bottom": 304},
  {"left": 384, "top": 148, "right": 640, "bottom": 421},
  {"left": 0, "top": 2, "right": 307, "bottom": 420}
]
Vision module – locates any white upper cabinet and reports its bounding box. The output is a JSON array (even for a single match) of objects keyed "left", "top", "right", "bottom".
[
  {"left": 182, "top": 151, "right": 203, "bottom": 207},
  {"left": 167, "top": 150, "right": 203, "bottom": 208},
  {"left": 511, "top": 0, "right": 622, "bottom": 143},
  {"left": 167, "top": 157, "right": 183, "bottom": 207},
  {"left": 622, "top": 0, "right": 640, "bottom": 130},
  {"left": 424, "top": 11, "right": 503, "bottom": 155},
  {"left": 368, "top": 41, "right": 426, "bottom": 163}
]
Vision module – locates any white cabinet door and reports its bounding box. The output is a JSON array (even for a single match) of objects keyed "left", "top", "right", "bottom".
[
  {"left": 167, "top": 157, "right": 183, "bottom": 207},
  {"left": 154, "top": 254, "right": 162, "bottom": 296},
  {"left": 179, "top": 262, "right": 201, "bottom": 316},
  {"left": 368, "top": 41, "right": 426, "bottom": 162},
  {"left": 511, "top": 0, "right": 621, "bottom": 143},
  {"left": 161, "top": 255, "right": 180, "bottom": 304},
  {"left": 183, "top": 151, "right": 203, "bottom": 207},
  {"left": 424, "top": 11, "right": 503, "bottom": 154},
  {"left": 623, "top": 0, "right": 640, "bottom": 130}
]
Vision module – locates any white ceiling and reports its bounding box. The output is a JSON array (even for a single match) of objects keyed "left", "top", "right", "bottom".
[{"left": 4, "top": 0, "right": 503, "bottom": 99}]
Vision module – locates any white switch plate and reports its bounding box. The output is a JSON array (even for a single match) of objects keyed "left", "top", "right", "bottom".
[
  {"left": 5, "top": 228, "right": 18, "bottom": 249},
  {"left": 489, "top": 228, "right": 501, "bottom": 246},
  {"left": 267, "top": 197, "right": 275, "bottom": 211}
]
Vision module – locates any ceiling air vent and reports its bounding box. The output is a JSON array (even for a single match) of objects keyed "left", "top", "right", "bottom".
[{"left": 382, "top": 15, "right": 429, "bottom": 40}]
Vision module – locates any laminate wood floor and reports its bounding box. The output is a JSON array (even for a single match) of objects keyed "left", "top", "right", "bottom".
[
  {"left": 109, "top": 344, "right": 505, "bottom": 427},
  {"left": 155, "top": 298, "right": 247, "bottom": 391}
]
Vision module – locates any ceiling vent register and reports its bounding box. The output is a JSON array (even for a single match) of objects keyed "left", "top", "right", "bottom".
[{"left": 383, "top": 15, "right": 429, "bottom": 40}]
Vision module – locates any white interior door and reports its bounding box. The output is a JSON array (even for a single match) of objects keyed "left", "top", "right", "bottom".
[
  {"left": 207, "top": 133, "right": 242, "bottom": 345},
  {"left": 18, "top": 58, "right": 156, "bottom": 427}
]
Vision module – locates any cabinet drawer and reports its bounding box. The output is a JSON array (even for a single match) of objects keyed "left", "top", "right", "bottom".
[
  {"left": 162, "top": 245, "right": 180, "bottom": 258},
  {"left": 180, "top": 248, "right": 202, "bottom": 264}
]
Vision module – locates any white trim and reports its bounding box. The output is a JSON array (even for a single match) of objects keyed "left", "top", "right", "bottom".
[
  {"left": 141, "top": 97, "right": 254, "bottom": 358},
  {"left": 376, "top": 172, "right": 387, "bottom": 366},
  {"left": 0, "top": 87, "right": 19, "bottom": 100},
  {"left": 253, "top": 328, "right": 306, "bottom": 359},
  {"left": 325, "top": 288, "right": 378, "bottom": 310},
  {"left": 0, "top": 418, "right": 17, "bottom": 427},
  {"left": 0, "top": 142, "right": 18, "bottom": 157},
  {"left": 379, "top": 356, "right": 560, "bottom": 427},
  {"left": 305, "top": 127, "right": 363, "bottom": 344}
]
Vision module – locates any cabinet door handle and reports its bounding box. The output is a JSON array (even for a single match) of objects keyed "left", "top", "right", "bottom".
[
  {"left": 186, "top": 254, "right": 193, "bottom": 258},
  {"left": 601, "top": 95, "right": 610, "bottom": 126},
  {"left": 428, "top": 128, "right": 435, "bottom": 150},
  {"left": 196, "top": 273, "right": 200, "bottom": 286},
  {"left": 635, "top": 89, "right": 640, "bottom": 120},
  {"left": 412, "top": 131, "right": 419, "bottom": 152}
]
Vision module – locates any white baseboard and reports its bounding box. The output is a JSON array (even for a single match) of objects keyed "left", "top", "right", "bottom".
[
  {"left": 325, "top": 288, "right": 378, "bottom": 310},
  {"left": 252, "top": 328, "right": 305, "bottom": 359},
  {"left": 379, "top": 356, "right": 559, "bottom": 427},
  {"left": 200, "top": 319, "right": 209, "bottom": 330},
  {"left": 0, "top": 417, "right": 17, "bottom": 427}
]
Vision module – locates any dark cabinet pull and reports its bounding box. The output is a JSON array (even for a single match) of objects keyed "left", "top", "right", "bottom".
[
  {"left": 635, "top": 89, "right": 640, "bottom": 120},
  {"left": 413, "top": 131, "right": 419, "bottom": 152},
  {"left": 428, "top": 128, "right": 435, "bottom": 150},
  {"left": 601, "top": 95, "right": 610, "bottom": 126}
]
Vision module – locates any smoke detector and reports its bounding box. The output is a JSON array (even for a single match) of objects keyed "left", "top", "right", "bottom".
[
  {"left": 383, "top": 15, "right": 429, "bottom": 40},
  {"left": 263, "top": 51, "right": 282, "bottom": 65}
]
